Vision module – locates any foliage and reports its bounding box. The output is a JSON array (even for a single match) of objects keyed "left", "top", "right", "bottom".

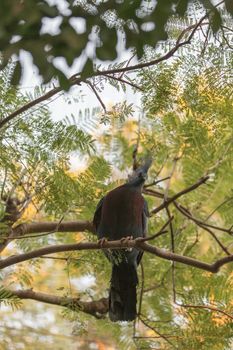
[
  {"left": 0, "top": 0, "right": 233, "bottom": 87},
  {"left": 1, "top": 5, "right": 233, "bottom": 350}
]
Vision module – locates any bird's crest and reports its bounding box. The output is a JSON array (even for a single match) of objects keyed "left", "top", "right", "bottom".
[{"left": 128, "top": 157, "right": 152, "bottom": 185}]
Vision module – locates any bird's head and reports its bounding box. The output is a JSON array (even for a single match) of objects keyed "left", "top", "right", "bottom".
[{"left": 128, "top": 157, "right": 152, "bottom": 187}]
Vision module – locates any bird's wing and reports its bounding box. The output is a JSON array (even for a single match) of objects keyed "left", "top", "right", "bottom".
[
  {"left": 137, "top": 198, "right": 149, "bottom": 265},
  {"left": 93, "top": 197, "right": 105, "bottom": 233},
  {"left": 142, "top": 198, "right": 149, "bottom": 238}
]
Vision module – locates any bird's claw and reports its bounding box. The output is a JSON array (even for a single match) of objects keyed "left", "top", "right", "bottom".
[
  {"left": 120, "top": 236, "right": 134, "bottom": 246},
  {"left": 135, "top": 237, "right": 145, "bottom": 242},
  {"left": 98, "top": 237, "right": 108, "bottom": 247}
]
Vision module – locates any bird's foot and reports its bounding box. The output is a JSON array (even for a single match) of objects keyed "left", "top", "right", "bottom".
[
  {"left": 98, "top": 237, "right": 108, "bottom": 247},
  {"left": 120, "top": 236, "right": 134, "bottom": 247},
  {"left": 135, "top": 237, "right": 145, "bottom": 242}
]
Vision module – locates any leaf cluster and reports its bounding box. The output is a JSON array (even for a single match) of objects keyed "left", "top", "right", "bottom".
[{"left": 1, "top": 0, "right": 233, "bottom": 87}]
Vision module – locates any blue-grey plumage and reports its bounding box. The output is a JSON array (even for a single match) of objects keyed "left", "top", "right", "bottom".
[{"left": 93, "top": 158, "right": 152, "bottom": 321}]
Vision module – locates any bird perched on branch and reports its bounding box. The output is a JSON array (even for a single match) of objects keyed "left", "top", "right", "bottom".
[{"left": 93, "top": 158, "right": 152, "bottom": 321}]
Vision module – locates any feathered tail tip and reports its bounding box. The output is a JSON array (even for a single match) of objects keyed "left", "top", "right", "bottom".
[{"left": 109, "top": 264, "right": 138, "bottom": 322}]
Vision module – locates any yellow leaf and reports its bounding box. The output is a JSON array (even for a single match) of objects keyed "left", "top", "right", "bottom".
[{"left": 75, "top": 232, "right": 85, "bottom": 243}]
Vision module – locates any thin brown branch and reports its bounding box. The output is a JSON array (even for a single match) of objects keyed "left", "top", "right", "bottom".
[
  {"left": 150, "top": 175, "right": 209, "bottom": 215},
  {"left": 175, "top": 302, "right": 233, "bottom": 321},
  {"left": 199, "top": 224, "right": 230, "bottom": 255},
  {"left": 139, "top": 316, "right": 176, "bottom": 348},
  {"left": 174, "top": 202, "right": 233, "bottom": 235},
  {"left": 145, "top": 182, "right": 231, "bottom": 235},
  {"left": 138, "top": 216, "right": 173, "bottom": 242},
  {"left": 144, "top": 181, "right": 233, "bottom": 246},
  {"left": 103, "top": 73, "right": 143, "bottom": 91},
  {"left": 86, "top": 81, "right": 106, "bottom": 112},
  {"left": 10, "top": 289, "right": 108, "bottom": 318},
  {"left": 96, "top": 15, "right": 208, "bottom": 77},
  {"left": 0, "top": 86, "right": 62, "bottom": 129},
  {"left": 144, "top": 176, "right": 170, "bottom": 188},
  {"left": 174, "top": 202, "right": 231, "bottom": 255},
  {"left": 205, "top": 197, "right": 233, "bottom": 221},
  {"left": 172, "top": 247, "right": 233, "bottom": 323},
  {"left": 221, "top": 25, "right": 233, "bottom": 33},
  {"left": 0, "top": 238, "right": 233, "bottom": 272},
  {"left": 221, "top": 27, "right": 233, "bottom": 49},
  {"left": 119, "top": 53, "right": 136, "bottom": 79},
  {"left": 201, "top": 24, "right": 211, "bottom": 56}
]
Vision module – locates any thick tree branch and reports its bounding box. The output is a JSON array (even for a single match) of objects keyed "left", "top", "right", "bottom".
[
  {"left": 0, "top": 220, "right": 94, "bottom": 253},
  {"left": 0, "top": 77, "right": 81, "bottom": 130},
  {"left": 0, "top": 239, "right": 232, "bottom": 273},
  {"left": 10, "top": 289, "right": 108, "bottom": 319}
]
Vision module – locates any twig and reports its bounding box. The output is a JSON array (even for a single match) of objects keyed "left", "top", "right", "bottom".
[
  {"left": 174, "top": 202, "right": 233, "bottom": 236},
  {"left": 86, "top": 81, "right": 106, "bottom": 112},
  {"left": 150, "top": 176, "right": 209, "bottom": 215},
  {"left": 221, "top": 25, "right": 233, "bottom": 33},
  {"left": 119, "top": 53, "right": 136, "bottom": 79},
  {"left": 200, "top": 24, "right": 210, "bottom": 56},
  {"left": 138, "top": 216, "right": 173, "bottom": 242},
  {"left": 172, "top": 250, "right": 233, "bottom": 322},
  {"left": 221, "top": 27, "right": 233, "bottom": 49},
  {"left": 174, "top": 202, "right": 231, "bottom": 255},
  {"left": 199, "top": 224, "right": 230, "bottom": 255},
  {"left": 144, "top": 267, "right": 171, "bottom": 293},
  {"left": 0, "top": 84, "right": 66, "bottom": 129},
  {"left": 144, "top": 176, "right": 170, "bottom": 188},
  {"left": 139, "top": 316, "right": 176, "bottom": 348},
  {"left": 204, "top": 197, "right": 233, "bottom": 221},
  {"left": 144, "top": 184, "right": 233, "bottom": 241},
  {"left": 175, "top": 302, "right": 233, "bottom": 320},
  {"left": 154, "top": 156, "right": 169, "bottom": 180},
  {"left": 166, "top": 207, "right": 176, "bottom": 306},
  {"left": 103, "top": 73, "right": 143, "bottom": 91}
]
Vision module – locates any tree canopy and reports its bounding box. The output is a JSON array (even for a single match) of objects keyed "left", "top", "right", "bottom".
[
  {"left": 1, "top": 0, "right": 233, "bottom": 86},
  {"left": 0, "top": 1, "right": 233, "bottom": 349}
]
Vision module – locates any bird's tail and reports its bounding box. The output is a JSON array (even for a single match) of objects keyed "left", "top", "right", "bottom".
[{"left": 109, "top": 263, "right": 138, "bottom": 322}]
